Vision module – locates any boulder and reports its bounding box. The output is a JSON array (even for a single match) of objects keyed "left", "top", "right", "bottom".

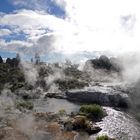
[
  {"left": 64, "top": 121, "right": 73, "bottom": 131},
  {"left": 66, "top": 86, "right": 131, "bottom": 108},
  {"left": 73, "top": 116, "right": 87, "bottom": 130},
  {"left": 86, "top": 125, "right": 102, "bottom": 135},
  {"left": 63, "top": 115, "right": 102, "bottom": 135}
]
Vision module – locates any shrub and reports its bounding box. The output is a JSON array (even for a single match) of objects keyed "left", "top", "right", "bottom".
[
  {"left": 55, "top": 79, "right": 88, "bottom": 91},
  {"left": 79, "top": 104, "right": 104, "bottom": 119},
  {"left": 64, "top": 66, "right": 82, "bottom": 79},
  {"left": 96, "top": 135, "right": 115, "bottom": 140},
  {"left": 16, "top": 100, "right": 34, "bottom": 110},
  {"left": 0, "top": 63, "right": 25, "bottom": 92},
  {"left": 58, "top": 109, "right": 66, "bottom": 116}
]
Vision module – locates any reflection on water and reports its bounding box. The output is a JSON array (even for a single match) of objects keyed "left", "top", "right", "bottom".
[{"left": 33, "top": 98, "right": 80, "bottom": 114}]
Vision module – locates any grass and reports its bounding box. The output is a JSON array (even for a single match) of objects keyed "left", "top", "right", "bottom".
[
  {"left": 16, "top": 100, "right": 34, "bottom": 111},
  {"left": 58, "top": 109, "right": 66, "bottom": 116},
  {"left": 96, "top": 135, "right": 115, "bottom": 140},
  {"left": 79, "top": 104, "right": 105, "bottom": 119},
  {"left": 55, "top": 78, "right": 88, "bottom": 91}
]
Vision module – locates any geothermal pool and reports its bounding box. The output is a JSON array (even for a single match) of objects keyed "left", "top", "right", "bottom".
[{"left": 34, "top": 98, "right": 140, "bottom": 140}]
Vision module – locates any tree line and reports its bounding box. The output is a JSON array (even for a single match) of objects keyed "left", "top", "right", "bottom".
[
  {"left": 0, "top": 53, "right": 20, "bottom": 67},
  {"left": 0, "top": 53, "right": 41, "bottom": 67}
]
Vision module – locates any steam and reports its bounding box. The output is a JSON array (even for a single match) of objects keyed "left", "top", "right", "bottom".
[
  {"left": 1, "top": 52, "right": 140, "bottom": 140},
  {"left": 20, "top": 61, "right": 39, "bottom": 86},
  {"left": 44, "top": 65, "right": 65, "bottom": 93},
  {"left": 0, "top": 89, "right": 47, "bottom": 140},
  {"left": 84, "top": 65, "right": 119, "bottom": 83},
  {"left": 116, "top": 53, "right": 140, "bottom": 114},
  {"left": 16, "top": 114, "right": 35, "bottom": 138},
  {"left": 45, "top": 71, "right": 63, "bottom": 86},
  {"left": 119, "top": 53, "right": 140, "bottom": 84},
  {"left": 0, "top": 89, "right": 15, "bottom": 112}
]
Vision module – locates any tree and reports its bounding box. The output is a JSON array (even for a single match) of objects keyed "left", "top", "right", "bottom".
[
  {"left": 12, "top": 58, "right": 19, "bottom": 67},
  {"left": 99, "top": 55, "right": 111, "bottom": 70},
  {"left": 16, "top": 53, "right": 21, "bottom": 63},
  {"left": 0, "top": 56, "right": 3, "bottom": 63},
  {"left": 31, "top": 58, "right": 33, "bottom": 63},
  {"left": 6, "top": 57, "right": 18, "bottom": 67},
  {"left": 65, "top": 59, "right": 72, "bottom": 68},
  {"left": 6, "top": 58, "right": 12, "bottom": 64},
  {"left": 35, "top": 53, "right": 40, "bottom": 64}
]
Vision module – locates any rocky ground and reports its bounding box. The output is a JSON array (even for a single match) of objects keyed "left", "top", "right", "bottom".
[
  {"left": 0, "top": 105, "right": 106, "bottom": 140},
  {"left": 0, "top": 55, "right": 140, "bottom": 140}
]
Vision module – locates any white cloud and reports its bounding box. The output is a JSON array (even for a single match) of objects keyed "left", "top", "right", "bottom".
[
  {"left": 0, "top": 9, "right": 73, "bottom": 37},
  {"left": 9, "top": 0, "right": 48, "bottom": 11},
  {"left": 0, "top": 39, "right": 33, "bottom": 53},
  {"left": 0, "top": 9, "right": 76, "bottom": 53},
  {"left": 1, "top": 0, "right": 140, "bottom": 56},
  {"left": 0, "top": 29, "right": 11, "bottom": 36},
  {"left": 53, "top": 0, "right": 140, "bottom": 53},
  {"left": 53, "top": 0, "right": 66, "bottom": 9},
  {"left": 0, "top": 34, "right": 55, "bottom": 55},
  {"left": 33, "top": 34, "right": 56, "bottom": 54}
]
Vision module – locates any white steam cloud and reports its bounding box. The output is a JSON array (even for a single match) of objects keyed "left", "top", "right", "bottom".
[{"left": 20, "top": 61, "right": 39, "bottom": 86}]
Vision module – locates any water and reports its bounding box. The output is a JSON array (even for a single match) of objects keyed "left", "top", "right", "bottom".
[
  {"left": 33, "top": 98, "right": 80, "bottom": 114},
  {"left": 33, "top": 98, "right": 140, "bottom": 140},
  {"left": 95, "top": 107, "right": 140, "bottom": 140}
]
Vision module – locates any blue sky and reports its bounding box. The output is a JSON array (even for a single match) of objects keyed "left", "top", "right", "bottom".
[
  {"left": 0, "top": 51, "right": 16, "bottom": 58},
  {"left": 0, "top": 0, "right": 65, "bottom": 16},
  {"left": 0, "top": 0, "right": 66, "bottom": 60},
  {"left": 0, "top": 0, "right": 16, "bottom": 13}
]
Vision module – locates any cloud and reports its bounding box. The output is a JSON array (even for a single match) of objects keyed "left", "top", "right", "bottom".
[
  {"left": 1, "top": 0, "right": 140, "bottom": 57},
  {"left": 9, "top": 0, "right": 49, "bottom": 11},
  {"left": 0, "top": 29, "right": 11, "bottom": 36},
  {"left": 0, "top": 9, "right": 71, "bottom": 37},
  {"left": 120, "top": 14, "right": 136, "bottom": 32},
  {"left": 53, "top": 0, "right": 66, "bottom": 9},
  {"left": 0, "top": 39, "right": 32, "bottom": 53},
  {"left": 9, "top": 0, "right": 66, "bottom": 17},
  {"left": 0, "top": 34, "right": 55, "bottom": 55},
  {"left": 0, "top": 9, "right": 75, "bottom": 54},
  {"left": 55, "top": 0, "right": 140, "bottom": 53}
]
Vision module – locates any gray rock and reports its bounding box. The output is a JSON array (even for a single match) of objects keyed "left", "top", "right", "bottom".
[
  {"left": 64, "top": 121, "right": 74, "bottom": 131},
  {"left": 86, "top": 125, "right": 102, "bottom": 135},
  {"left": 65, "top": 86, "right": 131, "bottom": 108}
]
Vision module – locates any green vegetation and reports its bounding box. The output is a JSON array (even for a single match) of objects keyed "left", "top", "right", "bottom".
[
  {"left": 79, "top": 104, "right": 105, "bottom": 120},
  {"left": 64, "top": 66, "right": 82, "bottom": 79},
  {"left": 58, "top": 109, "right": 67, "bottom": 116},
  {"left": 96, "top": 135, "right": 115, "bottom": 140},
  {"left": 15, "top": 100, "right": 34, "bottom": 111},
  {"left": 0, "top": 63, "right": 25, "bottom": 92},
  {"left": 55, "top": 79, "right": 88, "bottom": 91},
  {"left": 0, "top": 54, "right": 90, "bottom": 93},
  {"left": 85, "top": 55, "right": 121, "bottom": 72}
]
